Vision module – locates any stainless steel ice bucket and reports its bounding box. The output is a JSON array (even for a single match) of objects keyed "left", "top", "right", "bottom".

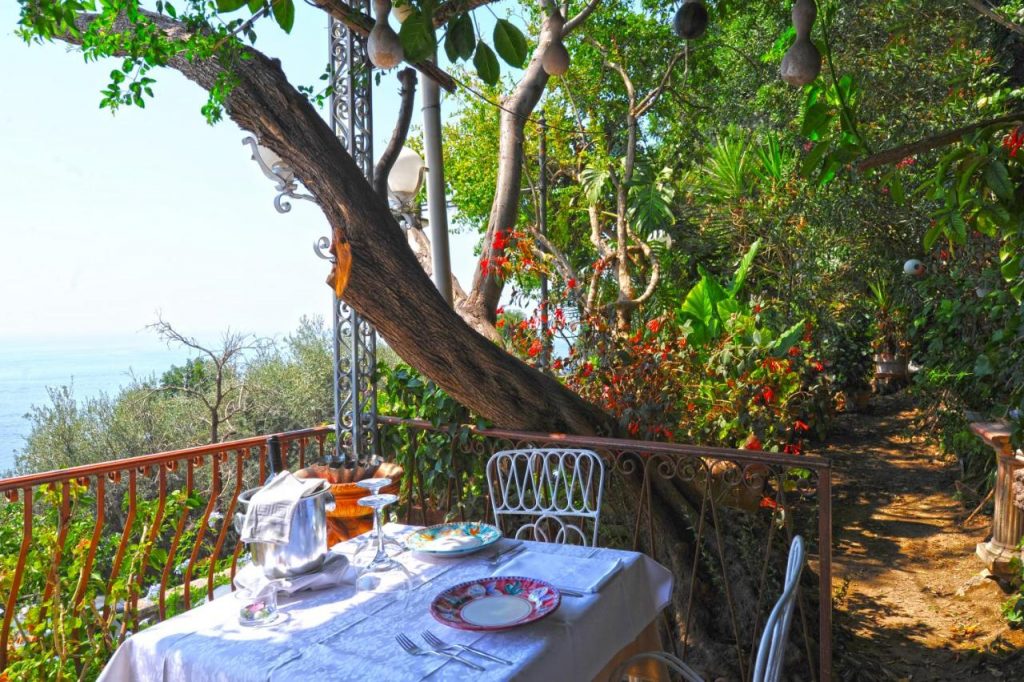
[{"left": 235, "top": 485, "right": 336, "bottom": 579}]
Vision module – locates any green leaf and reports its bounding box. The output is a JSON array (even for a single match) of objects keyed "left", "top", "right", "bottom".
[
  {"left": 399, "top": 12, "right": 435, "bottom": 62},
  {"left": 730, "top": 239, "right": 761, "bottom": 298},
  {"left": 984, "top": 160, "right": 1013, "bottom": 202},
  {"left": 493, "top": 19, "right": 528, "bottom": 68},
  {"left": 247, "top": 0, "right": 263, "bottom": 11},
  {"left": 800, "top": 141, "right": 829, "bottom": 178},
  {"left": 271, "top": 0, "right": 295, "bottom": 32},
  {"left": 452, "top": 13, "right": 475, "bottom": 60},
  {"left": 801, "top": 101, "right": 830, "bottom": 141},
  {"left": 923, "top": 221, "right": 942, "bottom": 250},
  {"left": 974, "top": 353, "right": 994, "bottom": 377},
  {"left": 681, "top": 277, "right": 716, "bottom": 327},
  {"left": 216, "top": 0, "right": 249, "bottom": 11},
  {"left": 770, "top": 320, "right": 805, "bottom": 358},
  {"left": 473, "top": 41, "right": 500, "bottom": 85}
]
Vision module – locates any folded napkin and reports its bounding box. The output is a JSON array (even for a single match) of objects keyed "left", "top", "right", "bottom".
[
  {"left": 233, "top": 552, "right": 358, "bottom": 598},
  {"left": 492, "top": 551, "right": 622, "bottom": 593},
  {"left": 239, "top": 471, "right": 329, "bottom": 545}
]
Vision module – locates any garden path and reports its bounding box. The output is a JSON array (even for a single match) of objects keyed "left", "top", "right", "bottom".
[{"left": 827, "top": 392, "right": 1024, "bottom": 680}]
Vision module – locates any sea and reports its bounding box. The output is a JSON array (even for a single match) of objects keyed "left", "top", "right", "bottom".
[{"left": 0, "top": 336, "right": 192, "bottom": 476}]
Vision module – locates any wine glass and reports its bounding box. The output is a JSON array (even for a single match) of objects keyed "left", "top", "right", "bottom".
[
  {"left": 356, "top": 477, "right": 404, "bottom": 552},
  {"left": 356, "top": 492, "right": 400, "bottom": 571}
]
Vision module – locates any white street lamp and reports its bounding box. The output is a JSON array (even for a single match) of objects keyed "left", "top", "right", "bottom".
[
  {"left": 387, "top": 147, "right": 426, "bottom": 207},
  {"left": 243, "top": 136, "right": 315, "bottom": 213}
]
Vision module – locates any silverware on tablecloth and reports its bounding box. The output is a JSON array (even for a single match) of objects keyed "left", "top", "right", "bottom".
[
  {"left": 486, "top": 543, "right": 526, "bottom": 566},
  {"left": 552, "top": 585, "right": 585, "bottom": 598},
  {"left": 396, "top": 633, "right": 485, "bottom": 671},
  {"left": 421, "top": 631, "right": 512, "bottom": 665}
]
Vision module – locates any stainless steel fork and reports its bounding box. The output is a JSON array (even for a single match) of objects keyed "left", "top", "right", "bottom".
[
  {"left": 421, "top": 630, "right": 512, "bottom": 665},
  {"left": 395, "top": 633, "right": 485, "bottom": 671}
]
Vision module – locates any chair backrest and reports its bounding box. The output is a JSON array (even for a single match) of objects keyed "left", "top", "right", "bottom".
[
  {"left": 486, "top": 448, "right": 605, "bottom": 546},
  {"left": 752, "top": 535, "right": 806, "bottom": 682}
]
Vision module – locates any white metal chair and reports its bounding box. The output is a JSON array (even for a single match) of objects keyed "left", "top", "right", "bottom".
[
  {"left": 486, "top": 448, "right": 605, "bottom": 546},
  {"left": 609, "top": 535, "right": 806, "bottom": 682}
]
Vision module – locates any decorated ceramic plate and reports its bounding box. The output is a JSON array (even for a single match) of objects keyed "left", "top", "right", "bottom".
[
  {"left": 430, "top": 576, "right": 561, "bottom": 631},
  {"left": 405, "top": 522, "right": 502, "bottom": 556}
]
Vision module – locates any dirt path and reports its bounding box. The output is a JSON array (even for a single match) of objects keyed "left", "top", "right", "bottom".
[{"left": 826, "top": 393, "right": 1024, "bottom": 680}]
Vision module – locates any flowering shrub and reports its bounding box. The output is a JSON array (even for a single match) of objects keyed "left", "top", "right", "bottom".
[{"left": 557, "top": 242, "right": 833, "bottom": 452}]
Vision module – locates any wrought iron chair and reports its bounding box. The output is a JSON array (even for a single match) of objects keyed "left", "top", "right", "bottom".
[
  {"left": 486, "top": 448, "right": 605, "bottom": 546},
  {"left": 609, "top": 535, "right": 806, "bottom": 682}
]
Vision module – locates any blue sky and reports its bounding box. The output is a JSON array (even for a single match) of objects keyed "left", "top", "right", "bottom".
[{"left": 0, "top": 3, "right": 480, "bottom": 343}]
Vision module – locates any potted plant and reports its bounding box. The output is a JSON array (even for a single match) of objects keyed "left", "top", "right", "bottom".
[
  {"left": 867, "top": 279, "right": 910, "bottom": 382},
  {"left": 824, "top": 314, "right": 874, "bottom": 411}
]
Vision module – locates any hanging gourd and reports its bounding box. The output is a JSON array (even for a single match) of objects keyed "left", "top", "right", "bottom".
[
  {"left": 542, "top": 11, "right": 570, "bottom": 76},
  {"left": 367, "top": 0, "right": 404, "bottom": 69},
  {"left": 780, "top": 0, "right": 821, "bottom": 87},
  {"left": 673, "top": 0, "right": 708, "bottom": 41}
]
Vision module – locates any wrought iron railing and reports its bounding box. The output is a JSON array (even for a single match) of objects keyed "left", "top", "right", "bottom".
[{"left": 0, "top": 419, "right": 831, "bottom": 681}]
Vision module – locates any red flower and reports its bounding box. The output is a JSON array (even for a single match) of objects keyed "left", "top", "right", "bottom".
[
  {"left": 628, "top": 421, "right": 640, "bottom": 436},
  {"left": 582, "top": 362, "right": 594, "bottom": 378},
  {"left": 753, "top": 304, "right": 762, "bottom": 314},
  {"left": 788, "top": 346, "right": 801, "bottom": 357},
  {"left": 783, "top": 443, "right": 803, "bottom": 455},
  {"left": 567, "top": 277, "right": 577, "bottom": 289},
  {"left": 1003, "top": 127, "right": 1024, "bottom": 158},
  {"left": 812, "top": 360, "right": 824, "bottom": 372},
  {"left": 761, "top": 386, "right": 775, "bottom": 404},
  {"left": 527, "top": 339, "right": 543, "bottom": 357},
  {"left": 479, "top": 258, "right": 490, "bottom": 273},
  {"left": 492, "top": 230, "right": 508, "bottom": 251},
  {"left": 743, "top": 435, "right": 762, "bottom": 450},
  {"left": 687, "top": 402, "right": 696, "bottom": 412},
  {"left": 759, "top": 496, "right": 779, "bottom": 510},
  {"left": 793, "top": 419, "right": 810, "bottom": 432},
  {"left": 553, "top": 358, "right": 563, "bottom": 370},
  {"left": 647, "top": 319, "right": 661, "bottom": 334},
  {"left": 895, "top": 156, "right": 916, "bottom": 169}
]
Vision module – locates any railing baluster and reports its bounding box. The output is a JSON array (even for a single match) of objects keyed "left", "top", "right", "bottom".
[
  {"left": 105, "top": 469, "right": 136, "bottom": 629},
  {"left": 73, "top": 475, "right": 105, "bottom": 607},
  {"left": 209, "top": 450, "right": 246, "bottom": 598},
  {"left": 160, "top": 459, "right": 194, "bottom": 621},
  {"left": 184, "top": 453, "right": 221, "bottom": 609},
  {"left": 131, "top": 466, "right": 167, "bottom": 631},
  {"left": 43, "top": 481, "right": 72, "bottom": 601},
  {"left": 0, "top": 488, "right": 33, "bottom": 671}
]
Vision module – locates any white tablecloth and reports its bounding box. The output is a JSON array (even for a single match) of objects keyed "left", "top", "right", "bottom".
[{"left": 98, "top": 524, "right": 673, "bottom": 682}]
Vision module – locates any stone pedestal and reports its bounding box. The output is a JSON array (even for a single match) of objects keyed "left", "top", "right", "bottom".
[{"left": 971, "top": 421, "right": 1024, "bottom": 577}]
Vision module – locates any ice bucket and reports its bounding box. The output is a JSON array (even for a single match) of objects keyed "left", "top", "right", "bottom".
[{"left": 235, "top": 485, "right": 335, "bottom": 578}]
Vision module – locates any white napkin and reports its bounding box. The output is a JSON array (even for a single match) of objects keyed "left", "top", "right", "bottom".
[
  {"left": 239, "top": 471, "right": 329, "bottom": 545},
  {"left": 492, "top": 551, "right": 622, "bottom": 593},
  {"left": 233, "top": 552, "right": 358, "bottom": 597}
]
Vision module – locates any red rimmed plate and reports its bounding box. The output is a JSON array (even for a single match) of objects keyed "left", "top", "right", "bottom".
[{"left": 430, "top": 576, "right": 561, "bottom": 631}]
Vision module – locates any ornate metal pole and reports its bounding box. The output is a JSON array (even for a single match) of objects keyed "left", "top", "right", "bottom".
[{"left": 328, "top": 9, "right": 378, "bottom": 464}]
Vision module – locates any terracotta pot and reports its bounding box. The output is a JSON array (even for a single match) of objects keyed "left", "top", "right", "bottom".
[{"left": 296, "top": 461, "right": 403, "bottom": 546}]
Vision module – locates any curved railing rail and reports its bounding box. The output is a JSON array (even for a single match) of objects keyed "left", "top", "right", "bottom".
[{"left": 0, "top": 419, "right": 830, "bottom": 681}]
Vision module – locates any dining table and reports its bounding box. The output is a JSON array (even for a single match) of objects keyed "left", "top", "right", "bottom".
[{"left": 97, "top": 523, "right": 674, "bottom": 682}]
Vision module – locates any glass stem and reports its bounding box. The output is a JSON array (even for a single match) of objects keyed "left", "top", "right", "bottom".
[{"left": 373, "top": 506, "right": 387, "bottom": 563}]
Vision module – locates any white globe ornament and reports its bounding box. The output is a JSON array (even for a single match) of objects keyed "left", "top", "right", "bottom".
[{"left": 903, "top": 259, "right": 925, "bottom": 277}]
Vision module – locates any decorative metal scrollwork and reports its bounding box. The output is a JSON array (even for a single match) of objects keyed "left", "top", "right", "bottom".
[
  {"left": 241, "top": 136, "right": 316, "bottom": 214},
  {"left": 328, "top": 8, "right": 378, "bottom": 464}
]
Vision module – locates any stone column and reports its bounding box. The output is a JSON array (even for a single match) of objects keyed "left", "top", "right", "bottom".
[{"left": 971, "top": 421, "right": 1024, "bottom": 577}]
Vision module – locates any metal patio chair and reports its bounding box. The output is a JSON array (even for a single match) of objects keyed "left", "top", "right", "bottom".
[
  {"left": 486, "top": 448, "right": 605, "bottom": 546},
  {"left": 610, "top": 535, "right": 806, "bottom": 682}
]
